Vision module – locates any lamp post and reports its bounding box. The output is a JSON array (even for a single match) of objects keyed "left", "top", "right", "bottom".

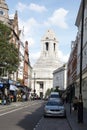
[
  {"left": 34, "top": 72, "right": 36, "bottom": 95},
  {"left": 78, "top": 0, "right": 85, "bottom": 123}
]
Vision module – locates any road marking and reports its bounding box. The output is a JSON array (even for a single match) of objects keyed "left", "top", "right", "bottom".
[
  {"left": 33, "top": 117, "right": 43, "bottom": 130},
  {"left": 0, "top": 102, "right": 41, "bottom": 117}
]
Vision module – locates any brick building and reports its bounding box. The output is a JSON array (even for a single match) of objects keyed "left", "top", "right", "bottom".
[{"left": 0, "top": 0, "right": 32, "bottom": 87}]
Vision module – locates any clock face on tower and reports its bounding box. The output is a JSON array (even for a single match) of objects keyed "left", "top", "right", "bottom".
[{"left": 0, "top": 10, "right": 5, "bottom": 15}]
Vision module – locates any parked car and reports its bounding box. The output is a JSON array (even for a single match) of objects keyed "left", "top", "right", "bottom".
[
  {"left": 44, "top": 99, "right": 66, "bottom": 117},
  {"left": 49, "top": 92, "right": 60, "bottom": 101}
]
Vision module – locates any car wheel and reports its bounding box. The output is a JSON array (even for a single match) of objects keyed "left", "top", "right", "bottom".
[
  {"left": 44, "top": 114, "right": 47, "bottom": 118},
  {"left": 64, "top": 112, "right": 66, "bottom": 118}
]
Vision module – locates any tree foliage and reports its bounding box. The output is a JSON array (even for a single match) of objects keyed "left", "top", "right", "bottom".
[
  {"left": 45, "top": 88, "right": 51, "bottom": 98},
  {"left": 0, "top": 21, "right": 19, "bottom": 74}
]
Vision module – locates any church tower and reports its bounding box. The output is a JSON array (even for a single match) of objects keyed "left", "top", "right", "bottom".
[
  {"left": 0, "top": 0, "right": 9, "bottom": 24},
  {"left": 41, "top": 29, "right": 58, "bottom": 58},
  {"left": 32, "top": 29, "right": 62, "bottom": 98}
]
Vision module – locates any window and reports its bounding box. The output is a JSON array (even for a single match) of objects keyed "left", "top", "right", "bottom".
[
  {"left": 40, "top": 83, "right": 43, "bottom": 89},
  {"left": 54, "top": 43, "right": 56, "bottom": 51},
  {"left": 0, "top": 10, "right": 4, "bottom": 15},
  {"left": 45, "top": 42, "right": 49, "bottom": 51}
]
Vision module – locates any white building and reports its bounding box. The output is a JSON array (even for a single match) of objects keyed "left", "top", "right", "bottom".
[
  {"left": 32, "top": 29, "right": 62, "bottom": 98},
  {"left": 17, "top": 41, "right": 25, "bottom": 81},
  {"left": 75, "top": 0, "right": 87, "bottom": 107},
  {"left": 53, "top": 64, "right": 67, "bottom": 90}
]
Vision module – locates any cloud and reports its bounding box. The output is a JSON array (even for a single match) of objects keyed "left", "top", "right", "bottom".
[
  {"left": 13, "top": 4, "right": 69, "bottom": 66},
  {"left": 30, "top": 51, "right": 40, "bottom": 66},
  {"left": 22, "top": 18, "right": 38, "bottom": 34},
  {"left": 16, "top": 2, "right": 47, "bottom": 13},
  {"left": 44, "top": 8, "right": 68, "bottom": 29},
  {"left": 18, "top": 17, "right": 39, "bottom": 45},
  {"left": 9, "top": 14, "right": 14, "bottom": 19},
  {"left": 17, "top": 11, "right": 69, "bottom": 65},
  {"left": 58, "top": 50, "right": 69, "bottom": 63},
  {"left": 29, "top": 3, "right": 47, "bottom": 12},
  {"left": 9, "top": 14, "right": 36, "bottom": 46},
  {"left": 16, "top": 2, "right": 27, "bottom": 12},
  {"left": 16, "top": 2, "right": 68, "bottom": 29}
]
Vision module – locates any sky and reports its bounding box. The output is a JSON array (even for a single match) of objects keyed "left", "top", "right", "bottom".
[{"left": 6, "top": 0, "right": 81, "bottom": 66}]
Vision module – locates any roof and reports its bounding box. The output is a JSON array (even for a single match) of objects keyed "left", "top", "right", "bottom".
[{"left": 41, "top": 29, "right": 58, "bottom": 42}]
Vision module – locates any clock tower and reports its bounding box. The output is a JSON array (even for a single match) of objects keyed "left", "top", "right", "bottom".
[{"left": 0, "top": 0, "right": 9, "bottom": 24}]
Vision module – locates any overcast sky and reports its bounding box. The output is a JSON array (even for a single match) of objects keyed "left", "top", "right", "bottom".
[{"left": 6, "top": 0, "right": 81, "bottom": 66}]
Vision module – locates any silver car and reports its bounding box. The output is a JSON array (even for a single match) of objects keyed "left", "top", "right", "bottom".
[
  {"left": 44, "top": 100, "right": 66, "bottom": 117},
  {"left": 49, "top": 92, "right": 60, "bottom": 100}
]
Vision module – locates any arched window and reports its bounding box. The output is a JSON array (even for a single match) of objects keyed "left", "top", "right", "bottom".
[
  {"left": 45, "top": 42, "right": 49, "bottom": 51},
  {"left": 54, "top": 43, "right": 56, "bottom": 51}
]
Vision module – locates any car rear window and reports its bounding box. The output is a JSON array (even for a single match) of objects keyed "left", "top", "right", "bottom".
[{"left": 50, "top": 94, "right": 59, "bottom": 98}]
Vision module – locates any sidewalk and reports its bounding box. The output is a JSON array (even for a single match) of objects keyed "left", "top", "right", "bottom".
[
  {"left": 0, "top": 101, "right": 30, "bottom": 109},
  {"left": 66, "top": 103, "right": 87, "bottom": 130}
]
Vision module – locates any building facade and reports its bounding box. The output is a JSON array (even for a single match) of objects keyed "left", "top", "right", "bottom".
[
  {"left": 67, "top": 40, "right": 77, "bottom": 87},
  {"left": 0, "top": 0, "right": 32, "bottom": 88},
  {"left": 67, "top": 0, "right": 87, "bottom": 108},
  {"left": 75, "top": 0, "right": 87, "bottom": 107},
  {"left": 0, "top": 0, "right": 20, "bottom": 80},
  {"left": 53, "top": 64, "right": 67, "bottom": 90},
  {"left": 23, "top": 41, "right": 32, "bottom": 87},
  {"left": 32, "top": 29, "right": 62, "bottom": 98}
]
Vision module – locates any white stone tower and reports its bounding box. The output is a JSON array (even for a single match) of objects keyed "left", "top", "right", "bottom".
[
  {"left": 32, "top": 29, "right": 62, "bottom": 98},
  {"left": 0, "top": 0, "right": 9, "bottom": 24}
]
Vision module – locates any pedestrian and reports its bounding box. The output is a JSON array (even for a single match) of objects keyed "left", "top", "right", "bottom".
[
  {"left": 72, "top": 96, "right": 78, "bottom": 110},
  {"left": 2, "top": 95, "right": 6, "bottom": 105},
  {"left": 22, "top": 94, "right": 26, "bottom": 101}
]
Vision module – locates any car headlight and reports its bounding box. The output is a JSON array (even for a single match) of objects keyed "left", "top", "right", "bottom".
[
  {"left": 59, "top": 106, "right": 64, "bottom": 110},
  {"left": 44, "top": 107, "right": 49, "bottom": 111}
]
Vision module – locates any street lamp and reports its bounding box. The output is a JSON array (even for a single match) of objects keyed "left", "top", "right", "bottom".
[
  {"left": 34, "top": 72, "right": 36, "bottom": 95},
  {"left": 78, "top": 0, "right": 85, "bottom": 123}
]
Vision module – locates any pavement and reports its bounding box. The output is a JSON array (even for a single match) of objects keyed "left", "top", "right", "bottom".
[{"left": 65, "top": 103, "right": 87, "bottom": 130}]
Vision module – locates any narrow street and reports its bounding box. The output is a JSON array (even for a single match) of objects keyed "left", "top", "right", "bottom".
[{"left": 0, "top": 100, "right": 72, "bottom": 130}]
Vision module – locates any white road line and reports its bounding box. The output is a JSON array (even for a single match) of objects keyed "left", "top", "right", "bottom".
[
  {"left": 0, "top": 102, "right": 40, "bottom": 117},
  {"left": 33, "top": 117, "right": 43, "bottom": 130}
]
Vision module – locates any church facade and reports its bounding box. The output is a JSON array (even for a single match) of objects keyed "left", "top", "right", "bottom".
[{"left": 32, "top": 30, "right": 62, "bottom": 98}]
